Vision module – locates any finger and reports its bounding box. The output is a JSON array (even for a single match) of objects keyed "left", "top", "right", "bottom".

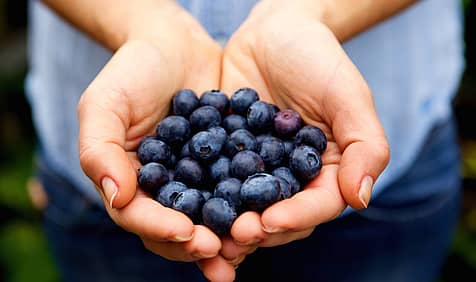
[
  {"left": 196, "top": 255, "right": 236, "bottom": 282},
  {"left": 260, "top": 164, "right": 345, "bottom": 232},
  {"left": 184, "top": 40, "right": 222, "bottom": 95},
  {"left": 79, "top": 97, "right": 136, "bottom": 209},
  {"left": 258, "top": 227, "right": 314, "bottom": 248},
  {"left": 95, "top": 187, "right": 195, "bottom": 242},
  {"left": 142, "top": 225, "right": 221, "bottom": 262},
  {"left": 79, "top": 41, "right": 183, "bottom": 209},
  {"left": 220, "top": 236, "right": 258, "bottom": 261},
  {"left": 220, "top": 42, "right": 274, "bottom": 103},
  {"left": 230, "top": 211, "right": 268, "bottom": 246},
  {"left": 324, "top": 50, "right": 390, "bottom": 209},
  {"left": 263, "top": 22, "right": 389, "bottom": 210}
]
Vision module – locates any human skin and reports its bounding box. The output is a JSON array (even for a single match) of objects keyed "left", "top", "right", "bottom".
[
  {"left": 42, "top": 0, "right": 414, "bottom": 281},
  {"left": 211, "top": 0, "right": 415, "bottom": 278},
  {"left": 43, "top": 0, "right": 237, "bottom": 281}
]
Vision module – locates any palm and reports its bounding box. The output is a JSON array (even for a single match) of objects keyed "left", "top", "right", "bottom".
[{"left": 221, "top": 16, "right": 388, "bottom": 246}]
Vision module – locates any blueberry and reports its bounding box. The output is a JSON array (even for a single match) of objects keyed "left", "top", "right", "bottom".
[
  {"left": 172, "top": 89, "right": 200, "bottom": 118},
  {"left": 207, "top": 126, "right": 228, "bottom": 145},
  {"left": 230, "top": 150, "right": 265, "bottom": 180},
  {"left": 230, "top": 87, "right": 259, "bottom": 116},
  {"left": 240, "top": 173, "right": 281, "bottom": 212},
  {"left": 189, "top": 131, "right": 224, "bottom": 162},
  {"left": 275, "top": 176, "right": 292, "bottom": 200},
  {"left": 137, "top": 162, "right": 169, "bottom": 194},
  {"left": 214, "top": 178, "right": 242, "bottom": 211},
  {"left": 202, "top": 198, "right": 237, "bottom": 236},
  {"left": 200, "top": 190, "right": 212, "bottom": 201},
  {"left": 174, "top": 157, "right": 206, "bottom": 187},
  {"left": 172, "top": 188, "right": 205, "bottom": 223},
  {"left": 256, "top": 133, "right": 273, "bottom": 149},
  {"left": 208, "top": 155, "right": 231, "bottom": 183},
  {"left": 189, "top": 105, "right": 222, "bottom": 132},
  {"left": 258, "top": 136, "right": 285, "bottom": 169},
  {"left": 247, "top": 101, "right": 275, "bottom": 133},
  {"left": 223, "top": 114, "right": 249, "bottom": 134},
  {"left": 269, "top": 104, "right": 281, "bottom": 117},
  {"left": 200, "top": 89, "right": 230, "bottom": 115},
  {"left": 156, "top": 115, "right": 191, "bottom": 149},
  {"left": 274, "top": 109, "right": 303, "bottom": 137},
  {"left": 289, "top": 145, "right": 322, "bottom": 183},
  {"left": 224, "top": 129, "right": 257, "bottom": 157},
  {"left": 168, "top": 169, "right": 175, "bottom": 181},
  {"left": 179, "top": 141, "right": 191, "bottom": 158},
  {"left": 295, "top": 125, "right": 327, "bottom": 153},
  {"left": 167, "top": 153, "right": 177, "bottom": 168},
  {"left": 282, "top": 140, "right": 296, "bottom": 165},
  {"left": 137, "top": 137, "right": 171, "bottom": 165},
  {"left": 156, "top": 181, "right": 187, "bottom": 208},
  {"left": 272, "top": 167, "right": 301, "bottom": 195}
]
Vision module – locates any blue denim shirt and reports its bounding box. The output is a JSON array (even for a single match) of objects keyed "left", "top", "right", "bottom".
[{"left": 26, "top": 0, "right": 464, "bottom": 207}]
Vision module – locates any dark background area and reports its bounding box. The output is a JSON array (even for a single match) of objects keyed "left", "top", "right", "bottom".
[{"left": 1, "top": 1, "right": 476, "bottom": 282}]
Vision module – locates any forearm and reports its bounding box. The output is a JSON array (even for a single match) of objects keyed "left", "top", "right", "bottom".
[
  {"left": 254, "top": 0, "right": 417, "bottom": 42},
  {"left": 41, "top": 0, "right": 178, "bottom": 50},
  {"left": 318, "top": 0, "right": 417, "bottom": 41}
]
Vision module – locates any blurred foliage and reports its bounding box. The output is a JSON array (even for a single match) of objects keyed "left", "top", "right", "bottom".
[
  {"left": 0, "top": 222, "right": 59, "bottom": 282},
  {"left": 0, "top": 0, "right": 475, "bottom": 282}
]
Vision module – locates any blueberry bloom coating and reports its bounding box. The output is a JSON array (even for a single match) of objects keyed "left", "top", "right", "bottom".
[
  {"left": 272, "top": 167, "right": 301, "bottom": 195},
  {"left": 137, "top": 137, "right": 171, "bottom": 165},
  {"left": 289, "top": 145, "right": 322, "bottom": 183},
  {"left": 214, "top": 178, "right": 242, "bottom": 211},
  {"left": 200, "top": 89, "right": 230, "bottom": 115},
  {"left": 230, "top": 87, "right": 259, "bottom": 115},
  {"left": 202, "top": 198, "right": 237, "bottom": 236},
  {"left": 174, "top": 157, "right": 206, "bottom": 187},
  {"left": 247, "top": 101, "right": 275, "bottom": 133},
  {"left": 223, "top": 114, "right": 249, "bottom": 133},
  {"left": 189, "top": 105, "right": 222, "bottom": 132},
  {"left": 172, "top": 189, "right": 205, "bottom": 224},
  {"left": 230, "top": 150, "right": 265, "bottom": 180},
  {"left": 207, "top": 126, "right": 228, "bottom": 144},
  {"left": 172, "top": 89, "right": 200, "bottom": 118},
  {"left": 156, "top": 115, "right": 191, "bottom": 149},
  {"left": 200, "top": 190, "right": 212, "bottom": 201},
  {"left": 156, "top": 181, "right": 187, "bottom": 208},
  {"left": 224, "top": 129, "right": 257, "bottom": 158},
  {"left": 274, "top": 109, "right": 303, "bottom": 137},
  {"left": 258, "top": 136, "right": 285, "bottom": 169},
  {"left": 137, "top": 162, "right": 169, "bottom": 194},
  {"left": 189, "top": 131, "right": 224, "bottom": 162},
  {"left": 295, "top": 125, "right": 327, "bottom": 153},
  {"left": 208, "top": 155, "right": 231, "bottom": 183},
  {"left": 240, "top": 173, "right": 281, "bottom": 212}
]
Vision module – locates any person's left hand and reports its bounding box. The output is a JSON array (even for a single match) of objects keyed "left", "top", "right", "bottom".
[{"left": 215, "top": 0, "right": 390, "bottom": 265}]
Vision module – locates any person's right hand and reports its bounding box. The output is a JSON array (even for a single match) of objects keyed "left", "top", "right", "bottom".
[{"left": 77, "top": 2, "right": 236, "bottom": 281}]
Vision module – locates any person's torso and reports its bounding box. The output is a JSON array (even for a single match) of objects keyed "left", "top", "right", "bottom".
[{"left": 26, "top": 0, "right": 464, "bottom": 205}]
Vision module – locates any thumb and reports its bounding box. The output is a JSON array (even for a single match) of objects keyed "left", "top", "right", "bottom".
[
  {"left": 78, "top": 93, "right": 137, "bottom": 209},
  {"left": 326, "top": 55, "right": 390, "bottom": 210}
]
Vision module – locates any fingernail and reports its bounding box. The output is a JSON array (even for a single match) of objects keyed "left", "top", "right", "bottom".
[
  {"left": 172, "top": 233, "right": 194, "bottom": 242},
  {"left": 358, "top": 176, "right": 374, "bottom": 208},
  {"left": 101, "top": 177, "right": 118, "bottom": 209},
  {"left": 226, "top": 255, "right": 245, "bottom": 265},
  {"left": 234, "top": 238, "right": 261, "bottom": 246},
  {"left": 192, "top": 251, "right": 216, "bottom": 259},
  {"left": 263, "top": 225, "right": 286, "bottom": 234}
]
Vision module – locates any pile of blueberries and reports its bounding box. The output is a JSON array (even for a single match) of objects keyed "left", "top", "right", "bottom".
[{"left": 137, "top": 88, "right": 326, "bottom": 236}]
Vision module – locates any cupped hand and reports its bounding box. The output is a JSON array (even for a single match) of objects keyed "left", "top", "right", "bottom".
[
  {"left": 219, "top": 0, "right": 390, "bottom": 259},
  {"left": 77, "top": 3, "right": 236, "bottom": 281}
]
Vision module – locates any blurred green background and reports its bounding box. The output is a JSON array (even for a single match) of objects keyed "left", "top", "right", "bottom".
[{"left": 1, "top": 1, "right": 476, "bottom": 282}]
